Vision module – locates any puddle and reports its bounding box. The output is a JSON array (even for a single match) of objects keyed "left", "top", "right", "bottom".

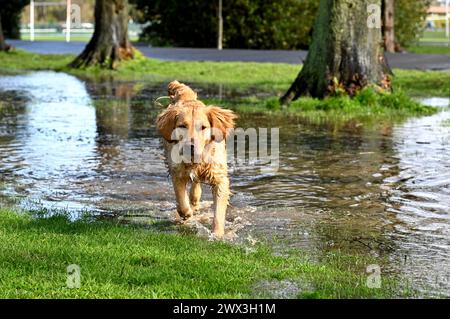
[{"left": 0, "top": 71, "right": 449, "bottom": 296}]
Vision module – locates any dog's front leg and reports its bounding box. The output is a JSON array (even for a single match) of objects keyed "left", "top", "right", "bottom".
[
  {"left": 189, "top": 181, "right": 202, "bottom": 212},
  {"left": 212, "top": 177, "right": 230, "bottom": 238},
  {"left": 173, "top": 176, "right": 193, "bottom": 220}
]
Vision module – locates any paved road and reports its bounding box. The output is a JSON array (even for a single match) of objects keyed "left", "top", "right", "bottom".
[{"left": 8, "top": 39, "right": 450, "bottom": 71}]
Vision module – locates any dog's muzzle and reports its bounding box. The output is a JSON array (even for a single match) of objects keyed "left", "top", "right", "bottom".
[{"left": 180, "top": 143, "right": 202, "bottom": 164}]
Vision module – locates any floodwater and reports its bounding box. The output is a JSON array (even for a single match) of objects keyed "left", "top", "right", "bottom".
[{"left": 0, "top": 71, "right": 449, "bottom": 296}]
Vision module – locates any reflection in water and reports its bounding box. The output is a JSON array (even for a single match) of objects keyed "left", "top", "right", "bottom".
[
  {"left": 0, "top": 72, "right": 97, "bottom": 211},
  {"left": 0, "top": 71, "right": 449, "bottom": 296}
]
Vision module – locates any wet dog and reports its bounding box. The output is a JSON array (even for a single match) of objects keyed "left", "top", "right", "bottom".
[{"left": 156, "top": 81, "right": 236, "bottom": 237}]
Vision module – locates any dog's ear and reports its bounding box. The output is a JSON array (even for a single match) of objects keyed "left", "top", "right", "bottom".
[
  {"left": 156, "top": 107, "right": 179, "bottom": 141},
  {"left": 168, "top": 80, "right": 182, "bottom": 100},
  {"left": 206, "top": 106, "right": 237, "bottom": 142},
  {"left": 168, "top": 80, "right": 197, "bottom": 102}
]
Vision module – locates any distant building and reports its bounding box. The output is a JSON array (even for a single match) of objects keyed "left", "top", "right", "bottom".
[{"left": 427, "top": 0, "right": 449, "bottom": 30}]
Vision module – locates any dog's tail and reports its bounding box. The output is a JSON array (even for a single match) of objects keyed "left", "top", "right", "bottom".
[{"left": 168, "top": 80, "right": 197, "bottom": 103}]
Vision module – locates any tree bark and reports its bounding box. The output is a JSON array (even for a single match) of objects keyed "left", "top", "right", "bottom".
[
  {"left": 70, "top": 0, "right": 134, "bottom": 69},
  {"left": 383, "top": 0, "right": 395, "bottom": 53},
  {"left": 280, "top": 0, "right": 392, "bottom": 104},
  {"left": 0, "top": 14, "right": 10, "bottom": 51}
]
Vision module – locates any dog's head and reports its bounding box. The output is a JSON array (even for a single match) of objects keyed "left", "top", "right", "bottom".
[{"left": 156, "top": 81, "right": 236, "bottom": 163}]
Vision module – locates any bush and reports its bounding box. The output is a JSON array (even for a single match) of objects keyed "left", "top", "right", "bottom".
[
  {"left": 222, "top": 0, "right": 319, "bottom": 49},
  {"left": 131, "top": 0, "right": 217, "bottom": 47},
  {"left": 394, "top": 0, "right": 431, "bottom": 48},
  {"left": 132, "top": 0, "right": 318, "bottom": 49}
]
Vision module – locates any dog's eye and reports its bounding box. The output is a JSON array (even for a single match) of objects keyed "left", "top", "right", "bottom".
[
  {"left": 201, "top": 125, "right": 208, "bottom": 130},
  {"left": 177, "top": 124, "right": 187, "bottom": 129}
]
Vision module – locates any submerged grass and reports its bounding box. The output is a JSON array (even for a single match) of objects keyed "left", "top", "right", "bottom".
[
  {"left": 206, "top": 88, "right": 438, "bottom": 127},
  {"left": 0, "top": 208, "right": 411, "bottom": 298}
]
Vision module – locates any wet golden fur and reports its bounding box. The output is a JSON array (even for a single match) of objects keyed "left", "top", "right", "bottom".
[{"left": 156, "top": 81, "right": 237, "bottom": 237}]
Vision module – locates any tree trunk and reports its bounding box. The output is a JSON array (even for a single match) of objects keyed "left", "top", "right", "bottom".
[
  {"left": 280, "top": 0, "right": 392, "bottom": 104},
  {"left": 70, "top": 0, "right": 133, "bottom": 69},
  {"left": 0, "top": 14, "right": 10, "bottom": 51},
  {"left": 383, "top": 0, "right": 395, "bottom": 53}
]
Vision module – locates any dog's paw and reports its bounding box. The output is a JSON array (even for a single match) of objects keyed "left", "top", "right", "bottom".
[
  {"left": 190, "top": 202, "right": 200, "bottom": 213},
  {"left": 177, "top": 208, "right": 193, "bottom": 220},
  {"left": 212, "top": 228, "right": 224, "bottom": 239}
]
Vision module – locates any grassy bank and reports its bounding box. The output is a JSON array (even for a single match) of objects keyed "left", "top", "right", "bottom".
[
  {"left": 0, "top": 50, "right": 295, "bottom": 92},
  {"left": 19, "top": 35, "right": 139, "bottom": 42},
  {"left": 205, "top": 88, "right": 438, "bottom": 127},
  {"left": 0, "top": 208, "right": 410, "bottom": 298},
  {"left": 420, "top": 31, "right": 450, "bottom": 43},
  {"left": 0, "top": 50, "right": 449, "bottom": 98},
  {"left": 0, "top": 50, "right": 446, "bottom": 127},
  {"left": 407, "top": 45, "right": 450, "bottom": 55}
]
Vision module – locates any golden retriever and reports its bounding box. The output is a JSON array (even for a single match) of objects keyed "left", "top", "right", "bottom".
[{"left": 156, "top": 81, "right": 237, "bottom": 237}]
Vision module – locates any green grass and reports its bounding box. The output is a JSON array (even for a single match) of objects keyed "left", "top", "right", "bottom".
[
  {"left": 420, "top": 31, "right": 450, "bottom": 43},
  {"left": 20, "top": 35, "right": 91, "bottom": 42},
  {"left": 393, "top": 69, "right": 450, "bottom": 97},
  {"left": 0, "top": 208, "right": 411, "bottom": 298},
  {"left": 19, "top": 34, "right": 139, "bottom": 42},
  {"left": 407, "top": 45, "right": 450, "bottom": 55}
]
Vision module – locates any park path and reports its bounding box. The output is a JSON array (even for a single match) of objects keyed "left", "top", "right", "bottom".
[{"left": 7, "top": 39, "right": 450, "bottom": 70}]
